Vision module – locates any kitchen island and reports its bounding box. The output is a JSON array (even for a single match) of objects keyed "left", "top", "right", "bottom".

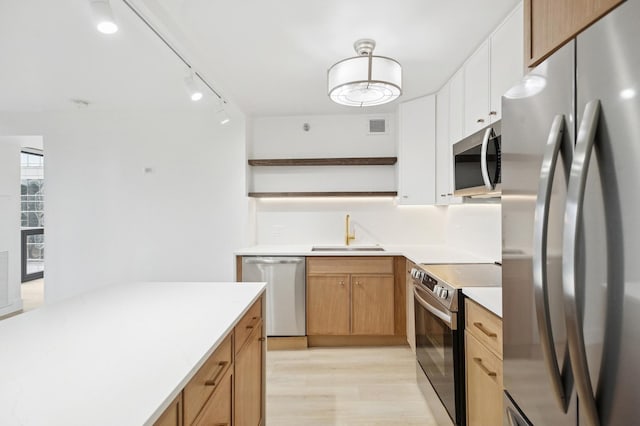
[{"left": 0, "top": 281, "right": 266, "bottom": 426}]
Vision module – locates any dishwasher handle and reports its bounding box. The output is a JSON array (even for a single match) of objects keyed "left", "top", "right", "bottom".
[{"left": 243, "top": 257, "right": 305, "bottom": 265}]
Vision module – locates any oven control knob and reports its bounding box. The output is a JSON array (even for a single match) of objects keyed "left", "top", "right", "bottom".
[
  {"left": 433, "top": 285, "right": 442, "bottom": 297},
  {"left": 440, "top": 288, "right": 449, "bottom": 299}
]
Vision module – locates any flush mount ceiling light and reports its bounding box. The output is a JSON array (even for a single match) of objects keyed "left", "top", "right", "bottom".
[
  {"left": 184, "top": 70, "right": 204, "bottom": 101},
  {"left": 328, "top": 39, "right": 402, "bottom": 107},
  {"left": 90, "top": 0, "right": 119, "bottom": 34}
]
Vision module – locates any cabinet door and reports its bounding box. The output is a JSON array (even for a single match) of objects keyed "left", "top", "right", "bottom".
[
  {"left": 490, "top": 3, "right": 524, "bottom": 121},
  {"left": 436, "top": 83, "right": 462, "bottom": 205},
  {"left": 449, "top": 69, "right": 465, "bottom": 145},
  {"left": 525, "top": 0, "right": 623, "bottom": 67},
  {"left": 235, "top": 323, "right": 264, "bottom": 426},
  {"left": 351, "top": 275, "right": 394, "bottom": 335},
  {"left": 154, "top": 393, "right": 183, "bottom": 426},
  {"left": 405, "top": 260, "right": 416, "bottom": 352},
  {"left": 397, "top": 95, "right": 436, "bottom": 205},
  {"left": 307, "top": 275, "right": 350, "bottom": 335},
  {"left": 464, "top": 40, "right": 490, "bottom": 137},
  {"left": 193, "top": 368, "right": 232, "bottom": 426},
  {"left": 465, "top": 331, "right": 503, "bottom": 426}
]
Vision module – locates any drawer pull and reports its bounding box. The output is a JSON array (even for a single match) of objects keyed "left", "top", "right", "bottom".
[
  {"left": 259, "top": 337, "right": 266, "bottom": 342},
  {"left": 246, "top": 316, "right": 260, "bottom": 330},
  {"left": 204, "top": 361, "right": 229, "bottom": 386},
  {"left": 473, "top": 357, "right": 497, "bottom": 377},
  {"left": 473, "top": 322, "right": 497, "bottom": 338}
]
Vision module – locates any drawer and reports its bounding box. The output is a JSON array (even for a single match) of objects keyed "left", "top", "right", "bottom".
[
  {"left": 307, "top": 257, "right": 394, "bottom": 275},
  {"left": 465, "top": 298, "right": 503, "bottom": 359},
  {"left": 235, "top": 297, "right": 263, "bottom": 354},
  {"left": 183, "top": 334, "right": 233, "bottom": 425},
  {"left": 193, "top": 367, "right": 232, "bottom": 426},
  {"left": 465, "top": 331, "right": 503, "bottom": 425}
]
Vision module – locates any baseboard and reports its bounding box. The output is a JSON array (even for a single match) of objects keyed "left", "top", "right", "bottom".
[
  {"left": 307, "top": 335, "right": 408, "bottom": 347},
  {"left": 0, "top": 300, "right": 23, "bottom": 321},
  {"left": 267, "top": 336, "right": 308, "bottom": 350}
]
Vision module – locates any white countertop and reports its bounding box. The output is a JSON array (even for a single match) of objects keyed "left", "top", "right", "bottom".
[
  {"left": 235, "top": 244, "right": 493, "bottom": 265},
  {"left": 0, "top": 281, "right": 266, "bottom": 426},
  {"left": 462, "top": 287, "right": 502, "bottom": 318}
]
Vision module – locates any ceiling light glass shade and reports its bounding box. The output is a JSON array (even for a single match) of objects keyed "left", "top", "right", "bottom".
[
  {"left": 90, "top": 0, "right": 119, "bottom": 34},
  {"left": 184, "top": 74, "right": 203, "bottom": 101},
  {"left": 328, "top": 41, "right": 402, "bottom": 107}
]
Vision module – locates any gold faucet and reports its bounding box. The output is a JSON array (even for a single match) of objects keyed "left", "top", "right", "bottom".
[{"left": 345, "top": 214, "right": 356, "bottom": 246}]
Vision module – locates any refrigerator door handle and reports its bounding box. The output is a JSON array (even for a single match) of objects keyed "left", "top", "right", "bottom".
[
  {"left": 563, "top": 99, "right": 602, "bottom": 426},
  {"left": 532, "top": 114, "right": 572, "bottom": 412},
  {"left": 480, "top": 127, "right": 495, "bottom": 189}
]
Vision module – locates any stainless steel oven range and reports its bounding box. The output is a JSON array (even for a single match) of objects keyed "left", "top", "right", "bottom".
[{"left": 411, "top": 263, "right": 501, "bottom": 426}]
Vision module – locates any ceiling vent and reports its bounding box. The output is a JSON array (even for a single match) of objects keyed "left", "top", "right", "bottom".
[{"left": 368, "top": 118, "right": 387, "bottom": 135}]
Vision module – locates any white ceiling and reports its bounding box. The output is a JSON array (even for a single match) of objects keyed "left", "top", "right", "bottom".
[{"left": 0, "top": 0, "right": 520, "bottom": 116}]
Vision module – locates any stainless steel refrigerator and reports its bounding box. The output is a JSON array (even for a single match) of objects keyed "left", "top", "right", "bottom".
[{"left": 502, "top": 1, "right": 640, "bottom": 424}]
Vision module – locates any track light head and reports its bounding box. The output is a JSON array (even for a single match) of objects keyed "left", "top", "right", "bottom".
[
  {"left": 90, "top": 0, "right": 119, "bottom": 34},
  {"left": 184, "top": 72, "right": 204, "bottom": 102}
]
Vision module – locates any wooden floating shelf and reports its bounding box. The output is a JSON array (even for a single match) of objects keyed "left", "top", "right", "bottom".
[
  {"left": 248, "top": 191, "right": 398, "bottom": 198},
  {"left": 248, "top": 157, "right": 397, "bottom": 166}
]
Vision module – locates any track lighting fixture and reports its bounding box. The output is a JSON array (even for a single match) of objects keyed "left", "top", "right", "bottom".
[
  {"left": 184, "top": 71, "right": 204, "bottom": 102},
  {"left": 90, "top": 0, "right": 119, "bottom": 34}
]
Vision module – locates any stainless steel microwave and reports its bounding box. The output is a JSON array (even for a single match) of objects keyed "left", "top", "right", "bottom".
[{"left": 452, "top": 121, "right": 501, "bottom": 197}]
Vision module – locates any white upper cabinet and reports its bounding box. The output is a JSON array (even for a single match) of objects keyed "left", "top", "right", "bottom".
[
  {"left": 459, "top": 2, "right": 524, "bottom": 140},
  {"left": 490, "top": 3, "right": 524, "bottom": 120},
  {"left": 449, "top": 69, "right": 465, "bottom": 146},
  {"left": 464, "top": 40, "right": 491, "bottom": 137},
  {"left": 435, "top": 83, "right": 462, "bottom": 205},
  {"left": 397, "top": 95, "right": 436, "bottom": 205}
]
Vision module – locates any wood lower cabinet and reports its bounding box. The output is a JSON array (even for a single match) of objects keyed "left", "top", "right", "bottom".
[
  {"left": 306, "top": 257, "right": 399, "bottom": 338},
  {"left": 307, "top": 275, "right": 350, "bottom": 335},
  {"left": 525, "top": 0, "right": 624, "bottom": 67},
  {"left": 465, "top": 298, "right": 503, "bottom": 426},
  {"left": 235, "top": 323, "right": 264, "bottom": 426},
  {"left": 154, "top": 295, "right": 265, "bottom": 426},
  {"left": 351, "top": 275, "right": 394, "bottom": 335},
  {"left": 154, "top": 393, "right": 183, "bottom": 426},
  {"left": 193, "top": 368, "right": 233, "bottom": 426}
]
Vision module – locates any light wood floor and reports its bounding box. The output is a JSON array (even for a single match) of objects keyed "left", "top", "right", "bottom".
[
  {"left": 21, "top": 278, "right": 44, "bottom": 312},
  {"left": 266, "top": 346, "right": 444, "bottom": 425}
]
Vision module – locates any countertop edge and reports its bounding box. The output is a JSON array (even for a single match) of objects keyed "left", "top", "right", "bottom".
[
  {"left": 146, "top": 284, "right": 266, "bottom": 425},
  {"left": 462, "top": 287, "right": 502, "bottom": 318}
]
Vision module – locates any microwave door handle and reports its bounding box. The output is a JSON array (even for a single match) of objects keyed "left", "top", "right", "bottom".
[
  {"left": 481, "top": 127, "right": 494, "bottom": 189},
  {"left": 533, "top": 114, "right": 573, "bottom": 412},
  {"left": 563, "top": 99, "right": 601, "bottom": 426},
  {"left": 413, "top": 286, "right": 455, "bottom": 329}
]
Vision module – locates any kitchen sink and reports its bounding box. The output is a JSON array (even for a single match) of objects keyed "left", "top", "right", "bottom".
[{"left": 311, "top": 246, "right": 385, "bottom": 252}]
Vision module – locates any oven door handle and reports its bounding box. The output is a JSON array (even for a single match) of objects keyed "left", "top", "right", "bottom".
[{"left": 414, "top": 286, "right": 456, "bottom": 330}]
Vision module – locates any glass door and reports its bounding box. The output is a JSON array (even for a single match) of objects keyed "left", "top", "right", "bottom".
[{"left": 20, "top": 151, "right": 44, "bottom": 282}]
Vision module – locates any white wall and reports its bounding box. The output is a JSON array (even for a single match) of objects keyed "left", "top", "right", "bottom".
[
  {"left": 0, "top": 107, "right": 248, "bottom": 303},
  {"left": 250, "top": 113, "right": 502, "bottom": 261},
  {"left": 0, "top": 137, "right": 22, "bottom": 315},
  {"left": 249, "top": 114, "right": 397, "bottom": 194}
]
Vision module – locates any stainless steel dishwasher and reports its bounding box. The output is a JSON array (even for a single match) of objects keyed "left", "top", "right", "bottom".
[{"left": 241, "top": 256, "right": 305, "bottom": 336}]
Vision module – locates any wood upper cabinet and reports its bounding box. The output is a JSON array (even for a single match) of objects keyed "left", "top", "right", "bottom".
[
  {"left": 154, "top": 393, "right": 183, "bottom": 426},
  {"left": 465, "top": 298, "right": 503, "bottom": 426},
  {"left": 307, "top": 274, "right": 350, "bottom": 335},
  {"left": 525, "top": 0, "right": 624, "bottom": 67},
  {"left": 351, "top": 275, "right": 395, "bottom": 335},
  {"left": 306, "top": 257, "right": 398, "bottom": 337},
  {"left": 235, "top": 323, "right": 264, "bottom": 426}
]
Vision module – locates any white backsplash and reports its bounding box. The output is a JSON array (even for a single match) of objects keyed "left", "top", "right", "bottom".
[{"left": 254, "top": 198, "right": 501, "bottom": 261}]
